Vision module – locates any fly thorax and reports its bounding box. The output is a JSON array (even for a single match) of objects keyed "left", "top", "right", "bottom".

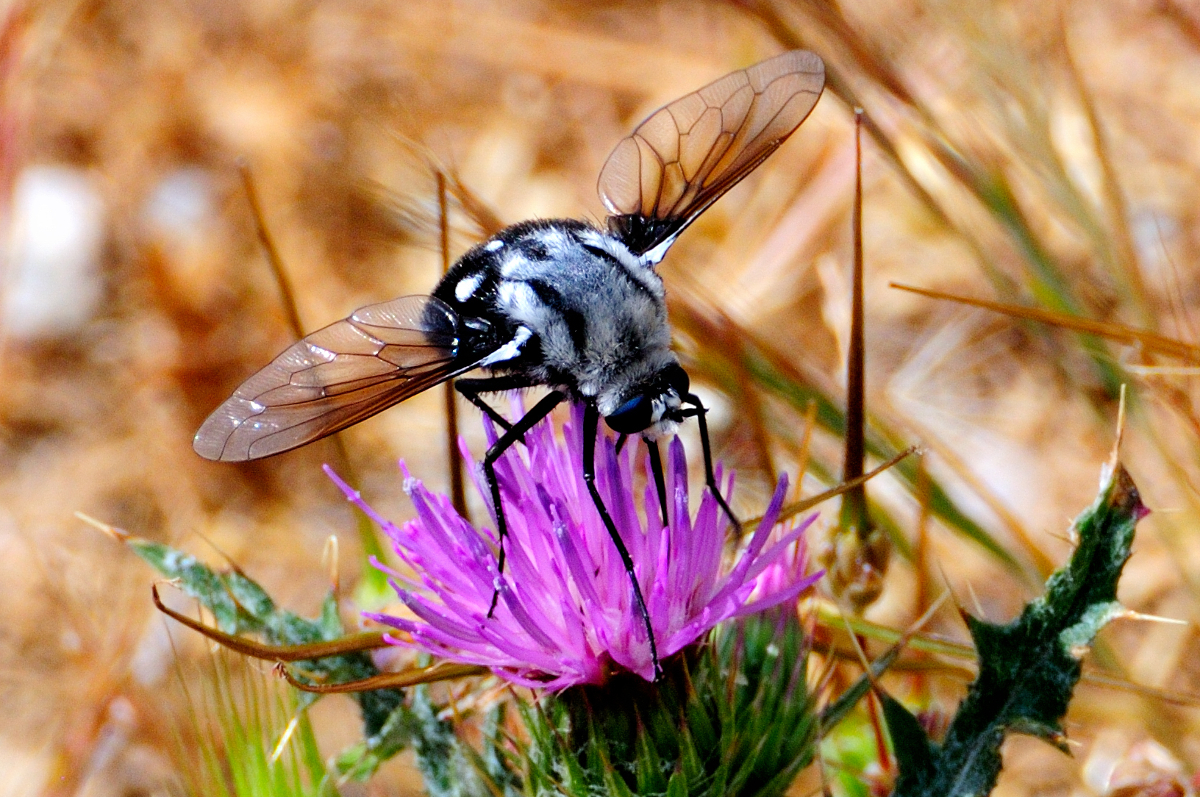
[
  {"left": 489, "top": 221, "right": 673, "bottom": 395},
  {"left": 574, "top": 229, "right": 665, "bottom": 300}
]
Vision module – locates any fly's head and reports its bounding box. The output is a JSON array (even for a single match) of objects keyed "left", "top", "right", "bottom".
[{"left": 602, "top": 361, "right": 690, "bottom": 441}]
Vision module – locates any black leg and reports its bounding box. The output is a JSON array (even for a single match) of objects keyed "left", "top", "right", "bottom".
[
  {"left": 455, "top": 375, "right": 542, "bottom": 432},
  {"left": 482, "top": 390, "right": 566, "bottom": 616},
  {"left": 582, "top": 404, "right": 662, "bottom": 679},
  {"left": 614, "top": 433, "right": 629, "bottom": 455},
  {"left": 645, "top": 437, "right": 669, "bottom": 530},
  {"left": 682, "top": 394, "right": 742, "bottom": 534}
]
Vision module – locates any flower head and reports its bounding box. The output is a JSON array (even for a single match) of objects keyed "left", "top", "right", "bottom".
[{"left": 327, "top": 404, "right": 820, "bottom": 690}]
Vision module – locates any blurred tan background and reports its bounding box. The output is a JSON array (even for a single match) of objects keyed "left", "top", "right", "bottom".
[{"left": 2, "top": 0, "right": 1200, "bottom": 795}]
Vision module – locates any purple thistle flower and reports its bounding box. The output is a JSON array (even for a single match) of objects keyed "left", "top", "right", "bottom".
[{"left": 326, "top": 404, "right": 822, "bottom": 691}]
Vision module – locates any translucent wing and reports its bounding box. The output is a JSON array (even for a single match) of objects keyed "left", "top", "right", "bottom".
[
  {"left": 194, "top": 296, "right": 484, "bottom": 462},
  {"left": 598, "top": 50, "right": 825, "bottom": 259}
]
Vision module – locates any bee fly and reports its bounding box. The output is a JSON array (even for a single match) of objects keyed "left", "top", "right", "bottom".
[{"left": 195, "top": 50, "right": 825, "bottom": 677}]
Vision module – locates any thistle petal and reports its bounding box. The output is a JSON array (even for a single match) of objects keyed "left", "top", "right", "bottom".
[{"left": 330, "top": 402, "right": 821, "bottom": 689}]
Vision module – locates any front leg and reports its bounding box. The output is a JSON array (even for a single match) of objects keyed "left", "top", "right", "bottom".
[
  {"left": 481, "top": 390, "right": 566, "bottom": 616},
  {"left": 682, "top": 394, "right": 741, "bottom": 535}
]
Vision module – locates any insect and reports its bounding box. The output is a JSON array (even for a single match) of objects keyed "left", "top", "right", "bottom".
[{"left": 195, "top": 50, "right": 825, "bottom": 677}]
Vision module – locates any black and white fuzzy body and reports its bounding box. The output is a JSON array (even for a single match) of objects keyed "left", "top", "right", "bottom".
[
  {"left": 194, "top": 50, "right": 826, "bottom": 678},
  {"left": 435, "top": 218, "right": 685, "bottom": 439}
]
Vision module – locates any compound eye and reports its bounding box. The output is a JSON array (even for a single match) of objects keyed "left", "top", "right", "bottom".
[
  {"left": 605, "top": 395, "right": 653, "bottom": 435},
  {"left": 665, "top": 364, "right": 690, "bottom": 398}
]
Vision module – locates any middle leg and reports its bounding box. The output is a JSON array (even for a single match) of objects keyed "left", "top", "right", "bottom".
[
  {"left": 455, "top": 374, "right": 542, "bottom": 432},
  {"left": 582, "top": 404, "right": 662, "bottom": 679},
  {"left": 645, "top": 438, "right": 670, "bottom": 530}
]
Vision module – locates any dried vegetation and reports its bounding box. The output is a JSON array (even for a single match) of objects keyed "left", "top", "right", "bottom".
[{"left": 2, "top": 0, "right": 1199, "bottom": 795}]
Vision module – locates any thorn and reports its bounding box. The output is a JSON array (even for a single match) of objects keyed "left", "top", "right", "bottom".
[
  {"left": 195, "top": 530, "right": 247, "bottom": 575},
  {"left": 1115, "top": 608, "right": 1188, "bottom": 626},
  {"left": 931, "top": 557, "right": 962, "bottom": 616},
  {"left": 963, "top": 579, "right": 986, "bottom": 620},
  {"left": 1046, "top": 527, "right": 1077, "bottom": 547},
  {"left": 1110, "top": 382, "right": 1127, "bottom": 468},
  {"left": 75, "top": 511, "right": 129, "bottom": 542}
]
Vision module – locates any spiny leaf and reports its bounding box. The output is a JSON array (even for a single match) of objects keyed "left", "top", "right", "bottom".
[
  {"left": 406, "top": 686, "right": 494, "bottom": 797},
  {"left": 129, "top": 539, "right": 263, "bottom": 634},
  {"left": 121, "top": 534, "right": 410, "bottom": 774},
  {"left": 884, "top": 459, "right": 1147, "bottom": 797},
  {"left": 879, "top": 694, "right": 935, "bottom": 790}
]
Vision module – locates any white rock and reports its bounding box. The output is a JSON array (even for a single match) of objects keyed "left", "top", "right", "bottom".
[{"left": 3, "top": 165, "right": 105, "bottom": 339}]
